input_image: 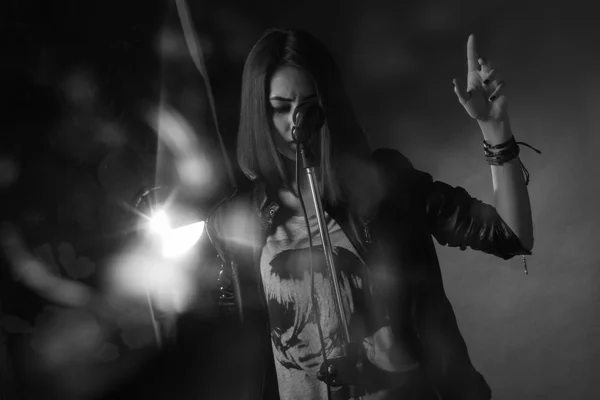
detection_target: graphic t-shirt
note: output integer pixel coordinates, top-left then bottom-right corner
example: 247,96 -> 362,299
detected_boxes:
260,212 -> 418,400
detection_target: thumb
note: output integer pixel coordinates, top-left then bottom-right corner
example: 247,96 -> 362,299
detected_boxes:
453,78 -> 471,106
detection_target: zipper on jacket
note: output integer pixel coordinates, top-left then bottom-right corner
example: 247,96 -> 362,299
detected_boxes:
363,221 -> 372,245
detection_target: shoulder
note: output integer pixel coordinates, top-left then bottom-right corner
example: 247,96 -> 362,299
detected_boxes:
367,148 -> 437,216
371,148 -> 432,187
204,186 -> 260,256
371,148 -> 414,170
205,187 -> 255,233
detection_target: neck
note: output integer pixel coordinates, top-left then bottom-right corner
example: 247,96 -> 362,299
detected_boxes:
281,156 -> 319,195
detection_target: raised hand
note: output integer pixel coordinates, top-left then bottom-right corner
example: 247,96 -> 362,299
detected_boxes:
453,34 -> 508,123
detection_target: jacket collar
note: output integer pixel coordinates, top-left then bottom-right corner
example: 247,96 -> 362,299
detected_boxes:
253,181 -> 279,232
252,180 -> 345,226
250,179 -> 371,262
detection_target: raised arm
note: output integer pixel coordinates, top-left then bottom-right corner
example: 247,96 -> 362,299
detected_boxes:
372,148 -> 531,260
453,34 -> 534,252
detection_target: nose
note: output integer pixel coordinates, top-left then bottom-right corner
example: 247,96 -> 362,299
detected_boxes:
287,104 -> 298,138
289,104 -> 298,127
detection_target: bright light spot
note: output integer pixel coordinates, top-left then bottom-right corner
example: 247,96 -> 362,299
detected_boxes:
107,235 -> 201,315
161,221 -> 204,258
178,156 -> 213,191
147,210 -> 204,258
149,210 -> 170,235
147,105 -> 218,197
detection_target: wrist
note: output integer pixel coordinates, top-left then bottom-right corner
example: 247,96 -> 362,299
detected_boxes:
478,118 -> 513,145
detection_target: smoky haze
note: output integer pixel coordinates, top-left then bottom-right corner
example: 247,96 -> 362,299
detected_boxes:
2,0 -> 598,399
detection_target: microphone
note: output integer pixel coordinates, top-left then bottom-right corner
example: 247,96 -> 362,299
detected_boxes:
291,102 -> 325,144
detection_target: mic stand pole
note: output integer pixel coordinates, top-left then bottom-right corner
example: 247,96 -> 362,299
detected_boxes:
134,187 -> 164,350
299,144 -> 364,400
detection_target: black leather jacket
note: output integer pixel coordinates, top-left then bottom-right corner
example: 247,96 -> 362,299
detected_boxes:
202,148 -> 531,400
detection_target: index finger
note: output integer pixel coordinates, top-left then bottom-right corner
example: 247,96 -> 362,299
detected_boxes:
467,34 -> 479,72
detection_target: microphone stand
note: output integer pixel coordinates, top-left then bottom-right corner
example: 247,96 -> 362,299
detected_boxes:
134,186 -> 165,349
297,143 -> 364,400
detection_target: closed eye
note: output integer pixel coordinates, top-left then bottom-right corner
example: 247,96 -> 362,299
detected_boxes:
272,105 -> 291,114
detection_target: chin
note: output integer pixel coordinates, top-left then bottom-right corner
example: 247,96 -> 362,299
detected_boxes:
278,148 -> 297,161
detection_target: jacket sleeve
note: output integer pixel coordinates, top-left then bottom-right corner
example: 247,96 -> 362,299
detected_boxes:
204,193 -> 243,319
150,227 -> 216,345
423,177 -> 531,259
374,148 -> 531,259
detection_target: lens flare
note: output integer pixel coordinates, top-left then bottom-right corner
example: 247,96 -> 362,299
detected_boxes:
147,209 -> 204,258
148,209 -> 170,235
161,221 -> 205,258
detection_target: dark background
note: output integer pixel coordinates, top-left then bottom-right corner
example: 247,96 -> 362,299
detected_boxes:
2,0 -> 599,399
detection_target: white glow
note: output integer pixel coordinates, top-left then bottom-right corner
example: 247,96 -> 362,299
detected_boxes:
161,221 -> 205,258
149,210 -> 170,234
147,209 -> 205,258
107,238 -> 198,315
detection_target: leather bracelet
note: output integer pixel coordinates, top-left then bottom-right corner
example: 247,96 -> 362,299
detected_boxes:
484,141 -> 520,166
483,135 -> 517,151
482,136 -> 542,187
484,145 -> 519,157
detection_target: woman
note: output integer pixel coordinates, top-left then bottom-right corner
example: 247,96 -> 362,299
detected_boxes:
180,28 -> 533,400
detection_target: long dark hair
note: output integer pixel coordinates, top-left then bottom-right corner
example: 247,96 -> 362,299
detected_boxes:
236,28 -> 372,206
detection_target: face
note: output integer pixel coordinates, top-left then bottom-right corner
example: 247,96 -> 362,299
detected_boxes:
268,66 -> 318,160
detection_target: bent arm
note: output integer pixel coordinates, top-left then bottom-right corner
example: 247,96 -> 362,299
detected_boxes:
372,148 -> 532,259
425,180 -> 531,259
482,120 -> 534,251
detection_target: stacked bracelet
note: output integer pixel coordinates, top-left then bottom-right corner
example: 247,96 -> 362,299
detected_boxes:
484,136 -> 521,166
483,136 -> 542,186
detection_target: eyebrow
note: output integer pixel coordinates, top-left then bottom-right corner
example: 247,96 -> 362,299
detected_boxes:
269,94 -> 317,102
